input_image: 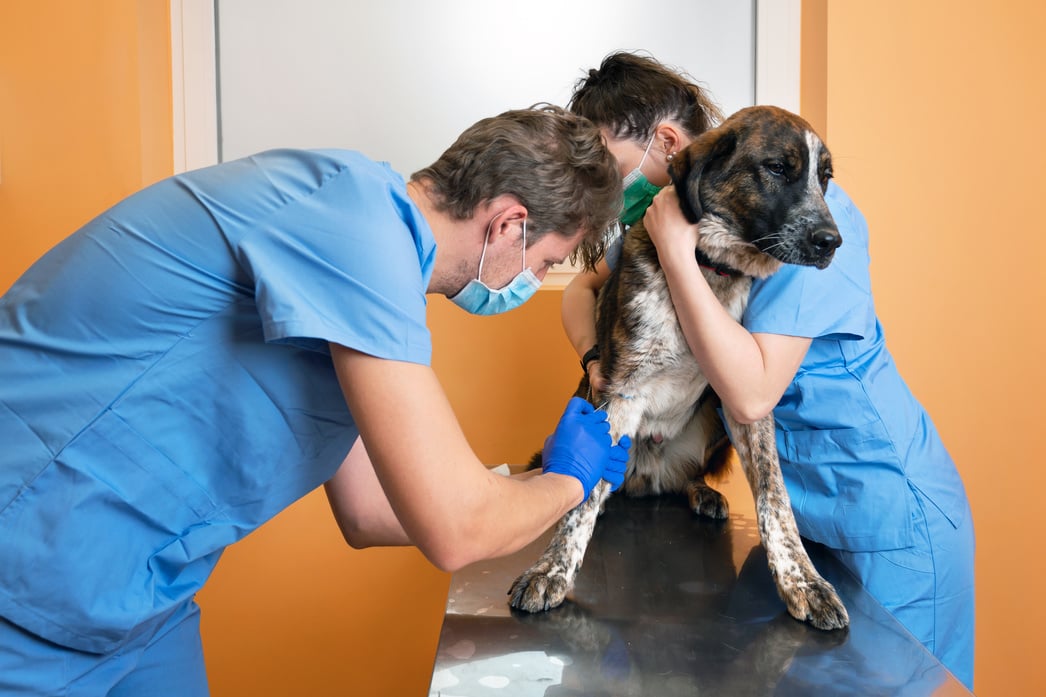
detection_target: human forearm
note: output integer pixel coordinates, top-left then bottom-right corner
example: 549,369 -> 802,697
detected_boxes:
561,271 -> 601,358
562,266 -> 613,392
325,437 -> 412,548
646,191 -> 809,422
330,344 -> 587,571
658,252 -> 779,421
326,438 -> 579,559
448,470 -> 584,566
390,457 -> 583,572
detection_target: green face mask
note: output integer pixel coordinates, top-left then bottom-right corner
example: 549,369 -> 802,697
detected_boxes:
620,173 -> 662,227
619,133 -> 662,227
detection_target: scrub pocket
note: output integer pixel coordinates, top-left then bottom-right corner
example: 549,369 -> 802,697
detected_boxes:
779,419 -> 913,552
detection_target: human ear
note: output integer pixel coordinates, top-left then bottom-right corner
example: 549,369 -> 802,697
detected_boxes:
489,201 -> 529,241
655,123 -> 685,161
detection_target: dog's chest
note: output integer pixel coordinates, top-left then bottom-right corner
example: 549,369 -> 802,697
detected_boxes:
616,261 -> 750,366
609,260 -> 751,433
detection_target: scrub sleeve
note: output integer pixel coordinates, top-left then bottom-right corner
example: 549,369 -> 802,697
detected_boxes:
742,183 -> 975,689
0,149 -> 436,694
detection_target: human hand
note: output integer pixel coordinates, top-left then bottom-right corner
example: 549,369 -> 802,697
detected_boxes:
542,397 -> 631,500
642,188 -> 700,266
586,358 -> 608,396
602,433 -> 631,492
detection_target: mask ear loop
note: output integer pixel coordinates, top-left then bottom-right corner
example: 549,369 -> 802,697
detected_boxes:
478,211 -> 528,283
476,235 -> 489,284
520,218 -> 528,272
623,131 -> 658,189
637,131 -> 657,170
476,212 -> 504,283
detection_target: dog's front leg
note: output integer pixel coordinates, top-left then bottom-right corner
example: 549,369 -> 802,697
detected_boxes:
508,480 -> 612,612
509,397 -> 636,613
727,414 -> 849,630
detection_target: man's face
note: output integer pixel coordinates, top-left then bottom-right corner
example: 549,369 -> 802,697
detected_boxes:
481,223 -> 579,290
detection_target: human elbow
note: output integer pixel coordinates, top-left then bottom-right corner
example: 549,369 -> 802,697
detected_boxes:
725,397 -> 776,425
336,518 -> 381,550
419,539 -> 475,573
414,517 -> 491,573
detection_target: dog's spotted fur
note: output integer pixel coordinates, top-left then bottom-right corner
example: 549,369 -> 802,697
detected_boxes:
509,106 -> 849,630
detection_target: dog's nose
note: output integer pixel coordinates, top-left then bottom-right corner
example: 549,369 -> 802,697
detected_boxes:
810,228 -> 841,253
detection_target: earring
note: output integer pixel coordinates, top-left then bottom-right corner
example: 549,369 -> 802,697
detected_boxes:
666,151 -> 676,162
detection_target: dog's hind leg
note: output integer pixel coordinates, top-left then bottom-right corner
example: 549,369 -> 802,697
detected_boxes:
508,480 -> 611,612
683,394 -> 732,518
686,476 -> 730,519
727,414 -> 849,630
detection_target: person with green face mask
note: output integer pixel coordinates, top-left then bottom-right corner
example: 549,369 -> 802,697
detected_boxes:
561,52 -> 723,392
560,51 -> 975,690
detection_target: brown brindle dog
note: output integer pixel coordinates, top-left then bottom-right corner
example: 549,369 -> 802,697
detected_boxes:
509,105 -> 849,630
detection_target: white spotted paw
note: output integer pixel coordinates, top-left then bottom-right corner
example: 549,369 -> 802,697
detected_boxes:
508,564 -> 571,613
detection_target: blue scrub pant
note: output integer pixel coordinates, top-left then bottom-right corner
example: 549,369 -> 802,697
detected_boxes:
0,600 -> 209,696
832,485 -> 976,691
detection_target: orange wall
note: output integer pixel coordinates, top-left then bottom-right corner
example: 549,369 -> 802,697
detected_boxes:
0,0 -> 172,290
3,2 -> 1044,696
821,2 -> 1046,694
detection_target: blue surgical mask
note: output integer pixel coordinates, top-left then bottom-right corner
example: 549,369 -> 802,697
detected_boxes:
450,218 -> 541,315
620,133 -> 662,227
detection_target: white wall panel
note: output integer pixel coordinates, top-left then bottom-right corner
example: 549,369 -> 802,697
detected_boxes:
215,0 -> 757,175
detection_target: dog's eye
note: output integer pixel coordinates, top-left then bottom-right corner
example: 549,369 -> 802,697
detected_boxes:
819,167 -> 834,191
765,161 -> 786,176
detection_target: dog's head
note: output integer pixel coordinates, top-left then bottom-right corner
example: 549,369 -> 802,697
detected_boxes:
668,105 -> 841,272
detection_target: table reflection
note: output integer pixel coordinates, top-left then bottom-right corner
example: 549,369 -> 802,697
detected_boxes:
430,494 -> 970,696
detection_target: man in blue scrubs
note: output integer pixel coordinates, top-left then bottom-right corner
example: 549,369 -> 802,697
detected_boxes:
0,106 -> 631,695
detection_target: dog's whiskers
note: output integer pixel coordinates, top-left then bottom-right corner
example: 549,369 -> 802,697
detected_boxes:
757,237 -> 792,254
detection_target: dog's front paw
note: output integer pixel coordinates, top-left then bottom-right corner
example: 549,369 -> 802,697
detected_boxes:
508,563 -> 571,613
782,575 -> 849,630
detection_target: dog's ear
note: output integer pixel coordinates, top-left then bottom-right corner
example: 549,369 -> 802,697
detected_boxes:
668,126 -> 738,224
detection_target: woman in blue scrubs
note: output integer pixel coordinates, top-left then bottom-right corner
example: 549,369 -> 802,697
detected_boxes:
0,106 -> 631,695
562,52 -> 975,689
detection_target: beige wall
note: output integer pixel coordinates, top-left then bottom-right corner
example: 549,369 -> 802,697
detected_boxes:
2,1 -> 1044,695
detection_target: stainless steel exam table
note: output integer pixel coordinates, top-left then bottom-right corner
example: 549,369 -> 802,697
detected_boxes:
428,493 -> 972,696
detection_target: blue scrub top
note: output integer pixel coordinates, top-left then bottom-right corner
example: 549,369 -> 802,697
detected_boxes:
744,182 -> 968,552
0,149 -> 436,653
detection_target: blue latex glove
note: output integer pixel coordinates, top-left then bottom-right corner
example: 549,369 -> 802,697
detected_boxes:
603,433 -> 631,492
542,397 -> 633,499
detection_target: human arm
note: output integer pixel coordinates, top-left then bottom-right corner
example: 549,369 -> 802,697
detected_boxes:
643,189 -> 811,423
325,436 -> 411,548
561,261 -> 612,393
325,437 -> 547,549
326,343 -> 625,571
